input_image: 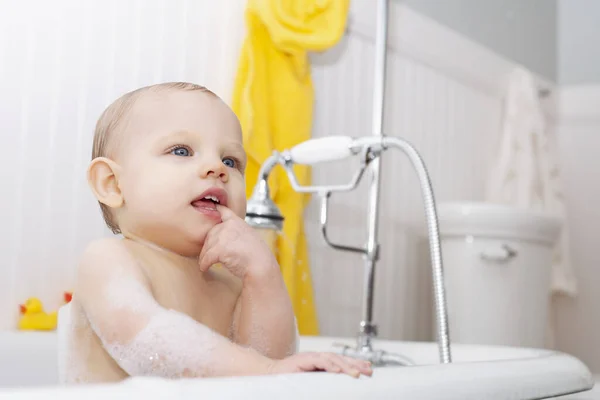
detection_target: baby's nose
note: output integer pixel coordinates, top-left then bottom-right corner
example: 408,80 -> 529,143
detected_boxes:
202,160 -> 228,180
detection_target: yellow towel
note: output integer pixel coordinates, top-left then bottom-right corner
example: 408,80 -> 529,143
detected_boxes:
232,0 -> 350,335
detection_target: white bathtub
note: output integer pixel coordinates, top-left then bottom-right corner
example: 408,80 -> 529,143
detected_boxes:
0,331 -> 595,399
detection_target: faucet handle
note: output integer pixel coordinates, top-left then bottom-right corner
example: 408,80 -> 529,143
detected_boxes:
288,136 -> 355,165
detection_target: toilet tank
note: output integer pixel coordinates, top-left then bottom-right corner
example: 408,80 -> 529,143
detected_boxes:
437,202 -> 562,348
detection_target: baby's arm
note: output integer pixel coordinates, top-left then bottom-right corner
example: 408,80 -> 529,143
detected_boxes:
232,272 -> 299,359
75,239 -> 273,379
198,205 -> 299,359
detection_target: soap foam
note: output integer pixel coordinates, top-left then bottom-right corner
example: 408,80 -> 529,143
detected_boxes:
103,308 -> 218,378
65,252 -> 297,381
89,275 -> 225,378
103,274 -> 155,314
60,300 -> 94,384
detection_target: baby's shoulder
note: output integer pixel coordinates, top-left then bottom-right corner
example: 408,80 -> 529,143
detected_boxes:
78,237 -> 132,266
76,237 -> 145,281
81,236 -> 125,255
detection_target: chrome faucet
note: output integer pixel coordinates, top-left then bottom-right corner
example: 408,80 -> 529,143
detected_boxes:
246,0 -> 451,367
245,135 -> 452,366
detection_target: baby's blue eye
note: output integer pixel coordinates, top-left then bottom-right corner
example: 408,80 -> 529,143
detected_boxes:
223,157 -> 236,168
171,147 -> 190,157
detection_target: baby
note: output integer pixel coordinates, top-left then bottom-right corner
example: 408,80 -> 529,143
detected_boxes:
61,82 -> 372,383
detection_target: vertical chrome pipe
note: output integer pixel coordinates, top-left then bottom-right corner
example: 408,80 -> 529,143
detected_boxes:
359,0 -> 389,349
371,0 -> 389,137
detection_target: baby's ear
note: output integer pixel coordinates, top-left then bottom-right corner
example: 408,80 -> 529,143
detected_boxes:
87,157 -> 124,208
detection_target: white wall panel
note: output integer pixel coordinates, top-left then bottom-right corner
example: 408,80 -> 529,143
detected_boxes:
554,84 -> 600,372
0,0 -> 245,329
306,1 -> 555,341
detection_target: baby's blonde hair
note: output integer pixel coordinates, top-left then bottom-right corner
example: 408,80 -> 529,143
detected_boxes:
91,82 -> 214,234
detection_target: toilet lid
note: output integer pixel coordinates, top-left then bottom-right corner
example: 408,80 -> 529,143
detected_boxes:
437,202 -> 562,245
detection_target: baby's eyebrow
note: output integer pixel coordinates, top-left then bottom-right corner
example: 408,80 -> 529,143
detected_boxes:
226,143 -> 247,163
167,130 -> 195,140
228,143 -> 246,154
152,129 -> 193,145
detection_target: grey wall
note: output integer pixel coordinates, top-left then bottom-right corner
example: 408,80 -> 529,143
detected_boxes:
399,0 -> 558,82
558,0 -> 600,85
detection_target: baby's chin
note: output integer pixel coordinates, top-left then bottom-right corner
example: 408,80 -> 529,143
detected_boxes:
183,226 -> 214,249
157,235 -> 205,259
137,224 -> 212,258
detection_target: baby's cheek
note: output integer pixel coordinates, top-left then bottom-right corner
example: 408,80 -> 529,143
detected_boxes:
232,193 -> 247,219
127,181 -> 177,218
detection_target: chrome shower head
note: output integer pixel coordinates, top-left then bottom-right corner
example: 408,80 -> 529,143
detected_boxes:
245,189 -> 284,231
244,154 -> 284,231
244,136 -> 375,231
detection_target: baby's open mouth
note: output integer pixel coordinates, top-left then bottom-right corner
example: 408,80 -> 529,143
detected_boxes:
192,196 -> 219,210
191,188 -> 227,213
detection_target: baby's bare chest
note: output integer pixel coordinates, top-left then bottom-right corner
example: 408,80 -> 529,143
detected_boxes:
144,265 -> 240,337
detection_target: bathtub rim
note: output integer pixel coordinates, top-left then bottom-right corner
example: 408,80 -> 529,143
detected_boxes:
0,331 -> 595,399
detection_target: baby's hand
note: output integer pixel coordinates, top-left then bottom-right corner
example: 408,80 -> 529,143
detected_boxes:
268,352 -> 373,379
198,204 -> 278,280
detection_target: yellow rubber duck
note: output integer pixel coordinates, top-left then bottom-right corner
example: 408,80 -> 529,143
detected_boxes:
18,297 -> 58,331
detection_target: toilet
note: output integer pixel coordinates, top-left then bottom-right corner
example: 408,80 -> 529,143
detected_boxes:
437,202 -> 562,348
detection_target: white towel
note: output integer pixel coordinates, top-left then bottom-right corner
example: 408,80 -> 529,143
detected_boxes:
485,67 -> 577,298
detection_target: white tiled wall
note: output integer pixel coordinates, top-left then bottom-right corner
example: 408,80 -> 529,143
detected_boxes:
0,0 -> 246,329
307,15 -> 504,340
554,85 -> 600,372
